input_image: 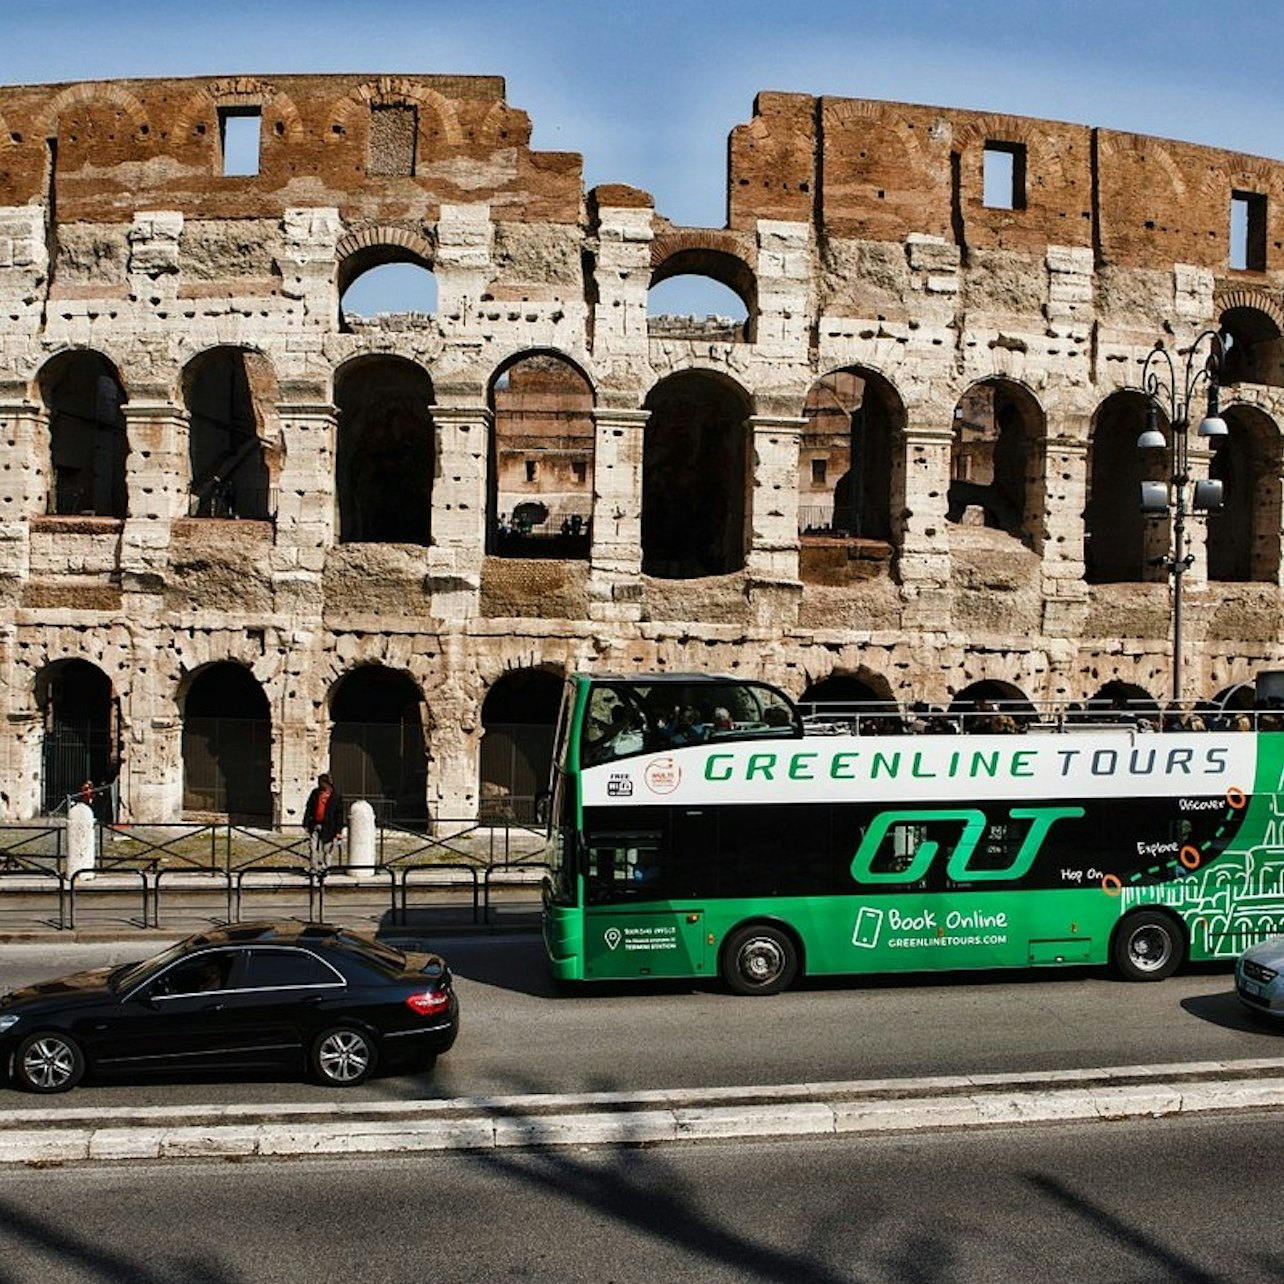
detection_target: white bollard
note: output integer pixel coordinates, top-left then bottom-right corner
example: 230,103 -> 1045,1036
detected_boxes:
348,799 -> 376,880
67,801 -> 97,880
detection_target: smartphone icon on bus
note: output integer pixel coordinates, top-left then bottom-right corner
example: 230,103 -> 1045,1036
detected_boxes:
852,906 -> 883,949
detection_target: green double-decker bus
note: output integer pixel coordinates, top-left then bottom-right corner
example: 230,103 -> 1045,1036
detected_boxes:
540,673 -> 1284,994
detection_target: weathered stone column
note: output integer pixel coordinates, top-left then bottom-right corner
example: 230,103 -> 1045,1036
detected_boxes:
272,401 -> 337,613
747,414 -> 804,628
896,419 -> 953,627
0,398 -> 41,589
119,402 -> 188,592
1040,433 -> 1090,636
588,407 -> 648,622
428,402 -> 489,622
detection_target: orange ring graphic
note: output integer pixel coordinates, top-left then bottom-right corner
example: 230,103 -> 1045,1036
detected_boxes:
1179,845 -> 1201,870
1227,786 -> 1247,809
1101,873 -> 1122,896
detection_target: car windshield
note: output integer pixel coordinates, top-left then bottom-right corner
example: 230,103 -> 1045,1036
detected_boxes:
111,941 -> 193,993
335,930 -> 407,976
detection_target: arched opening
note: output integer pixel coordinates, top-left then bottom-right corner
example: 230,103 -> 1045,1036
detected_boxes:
182,663 -> 272,823
1085,680 -> 1161,724
40,351 -> 128,517
479,669 -> 563,822
648,247 -> 755,342
338,241 -> 438,332
182,347 -> 274,520
1085,391 -> 1160,583
1207,403 -> 1281,583
800,369 -> 898,541
488,353 -> 593,558
1219,306 -> 1284,388
329,667 -> 428,826
334,356 -> 434,545
949,680 -> 1035,732
797,673 -> 900,732
340,262 -> 438,325
38,659 -> 119,816
948,379 -> 1044,546
642,371 -> 749,579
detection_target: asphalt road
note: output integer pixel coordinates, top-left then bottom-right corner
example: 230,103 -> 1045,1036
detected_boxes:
1,933 -> 1279,1110
1,1112 -> 1281,1283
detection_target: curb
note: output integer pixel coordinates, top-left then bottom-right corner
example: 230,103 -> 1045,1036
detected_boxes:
4,1058 -> 1284,1165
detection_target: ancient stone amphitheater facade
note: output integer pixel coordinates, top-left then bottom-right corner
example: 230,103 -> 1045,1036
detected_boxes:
0,73 -> 1282,825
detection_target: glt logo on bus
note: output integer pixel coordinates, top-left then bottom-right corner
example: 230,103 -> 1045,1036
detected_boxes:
850,805 -> 1085,884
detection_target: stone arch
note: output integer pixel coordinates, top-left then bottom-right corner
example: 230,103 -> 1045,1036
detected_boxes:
181,346 -> 279,520
649,235 -> 757,337
328,664 -> 429,825
331,80 -> 466,157
1086,680 -> 1161,720
179,660 -> 272,822
1217,293 -> 1284,387
35,658 -> 121,816
800,366 -> 902,542
33,81 -> 150,140
172,78 -> 304,147
37,349 -> 129,518
948,377 -> 1046,548
479,666 -> 564,821
336,225 -> 437,328
949,679 -> 1035,731
1084,389 -> 1158,584
642,369 -> 752,579
487,349 -> 595,557
1208,400 -> 1282,583
333,353 -> 435,545
476,100 -> 533,148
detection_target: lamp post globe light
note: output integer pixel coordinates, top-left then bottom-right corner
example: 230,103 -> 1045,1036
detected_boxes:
1136,328 -> 1232,708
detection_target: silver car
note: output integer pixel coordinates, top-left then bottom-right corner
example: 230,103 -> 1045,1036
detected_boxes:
1235,936 -> 1284,1019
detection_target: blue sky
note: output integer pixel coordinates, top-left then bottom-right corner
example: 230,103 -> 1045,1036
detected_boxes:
4,0 -> 1282,312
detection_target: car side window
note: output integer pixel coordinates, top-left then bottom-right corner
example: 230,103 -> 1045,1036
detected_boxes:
244,948 -> 343,989
151,951 -> 237,997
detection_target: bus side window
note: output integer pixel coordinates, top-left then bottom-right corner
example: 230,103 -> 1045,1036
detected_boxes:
586,835 -> 664,902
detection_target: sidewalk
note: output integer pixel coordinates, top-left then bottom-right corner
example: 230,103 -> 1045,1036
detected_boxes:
5,1058 -> 1284,1165
0,869 -> 543,943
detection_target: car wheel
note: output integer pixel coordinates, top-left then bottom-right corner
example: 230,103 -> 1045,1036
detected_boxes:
1112,910 -> 1183,981
311,1024 -> 377,1086
721,924 -> 798,995
14,1030 -> 85,1093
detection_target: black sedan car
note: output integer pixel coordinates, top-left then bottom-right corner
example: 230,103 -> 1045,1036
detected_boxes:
0,921 -> 459,1094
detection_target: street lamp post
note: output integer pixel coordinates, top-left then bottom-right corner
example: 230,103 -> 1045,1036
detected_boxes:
1136,329 -> 1232,707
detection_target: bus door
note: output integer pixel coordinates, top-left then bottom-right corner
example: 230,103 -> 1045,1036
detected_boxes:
582,827 -> 709,980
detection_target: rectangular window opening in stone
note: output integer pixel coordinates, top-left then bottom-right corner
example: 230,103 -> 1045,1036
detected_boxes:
1230,190 -> 1267,270
525,459 -> 538,483
811,458 -> 827,486
219,107 -> 261,177
368,104 -> 418,177
572,460 -> 588,484
983,141 -> 1026,211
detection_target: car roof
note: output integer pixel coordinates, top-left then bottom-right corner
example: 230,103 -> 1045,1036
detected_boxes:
181,921 -> 344,950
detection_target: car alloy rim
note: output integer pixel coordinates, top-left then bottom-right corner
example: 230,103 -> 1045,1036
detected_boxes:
319,1030 -> 370,1081
1129,926 -> 1171,973
23,1037 -> 76,1089
740,936 -> 785,985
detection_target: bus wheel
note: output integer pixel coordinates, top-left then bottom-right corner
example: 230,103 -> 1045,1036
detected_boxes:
1112,910 -> 1183,981
721,925 -> 798,996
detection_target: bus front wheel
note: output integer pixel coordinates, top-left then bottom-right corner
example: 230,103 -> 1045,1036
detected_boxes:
721,925 -> 798,996
1112,910 -> 1183,981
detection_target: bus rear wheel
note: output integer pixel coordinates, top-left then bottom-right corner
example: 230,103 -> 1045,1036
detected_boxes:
721,925 -> 798,996
1112,910 -> 1183,981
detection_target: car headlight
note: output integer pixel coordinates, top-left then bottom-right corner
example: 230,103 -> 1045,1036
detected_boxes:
0,1013 -> 19,1035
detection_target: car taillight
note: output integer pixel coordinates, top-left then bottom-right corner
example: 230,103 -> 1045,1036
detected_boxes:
405,989 -> 450,1017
